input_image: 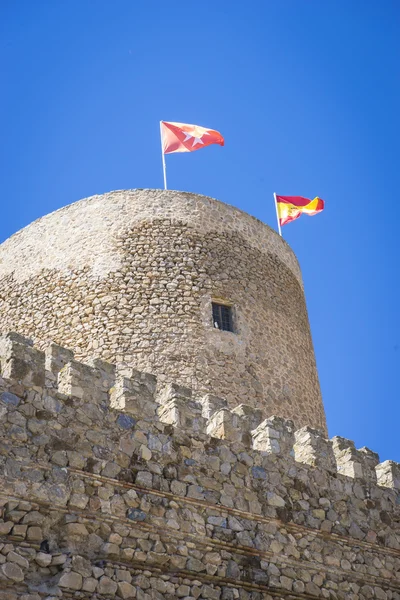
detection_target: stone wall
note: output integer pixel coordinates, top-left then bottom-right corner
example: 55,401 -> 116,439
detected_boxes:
0,190 -> 325,431
0,332 -> 398,599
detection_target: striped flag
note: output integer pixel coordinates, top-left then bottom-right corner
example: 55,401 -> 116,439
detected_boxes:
276,195 -> 325,227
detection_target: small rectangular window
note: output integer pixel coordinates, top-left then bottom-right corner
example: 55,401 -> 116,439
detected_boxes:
212,302 -> 234,332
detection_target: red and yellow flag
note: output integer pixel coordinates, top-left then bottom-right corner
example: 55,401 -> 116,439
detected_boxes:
161,121 -> 224,154
276,195 -> 325,227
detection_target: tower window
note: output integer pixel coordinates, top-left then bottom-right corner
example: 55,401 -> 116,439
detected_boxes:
212,302 -> 234,332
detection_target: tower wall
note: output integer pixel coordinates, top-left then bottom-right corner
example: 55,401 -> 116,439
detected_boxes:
0,189 -> 325,431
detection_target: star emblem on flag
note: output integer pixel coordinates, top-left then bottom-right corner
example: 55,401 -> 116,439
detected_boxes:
161,121 -> 224,154
182,126 -> 210,148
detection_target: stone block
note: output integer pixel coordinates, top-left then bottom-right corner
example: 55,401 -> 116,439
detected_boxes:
110,370 -> 157,419
26,526 -> 43,541
58,360 -> 107,404
59,571 -> 83,590
12,524 -> 27,538
0,522 -> 13,536
332,437 -> 379,483
158,398 -> 205,432
71,555 -> 92,577
45,343 -> 74,386
293,426 -> 336,472
331,436 -> 362,478
252,415 -> 295,454
358,446 -> 380,484
1,561 -> 24,582
206,408 -> 242,442
86,356 -> 116,380
157,382 -> 192,404
63,523 -> 89,539
82,577 -> 98,592
201,394 -> 228,419
158,384 -> 205,432
376,460 -> 400,490
7,551 -> 29,569
118,581 -> 137,598
0,332 -> 45,388
232,403 -> 263,431
98,575 -> 118,595
35,553 -> 52,567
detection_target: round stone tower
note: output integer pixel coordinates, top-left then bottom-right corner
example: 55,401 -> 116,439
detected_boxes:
0,189 -> 326,431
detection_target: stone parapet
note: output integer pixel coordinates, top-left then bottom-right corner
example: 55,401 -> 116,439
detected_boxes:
0,332 -> 398,599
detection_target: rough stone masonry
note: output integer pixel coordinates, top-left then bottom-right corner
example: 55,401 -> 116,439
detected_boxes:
0,332 -> 398,599
0,189 -> 325,432
0,191 -> 398,599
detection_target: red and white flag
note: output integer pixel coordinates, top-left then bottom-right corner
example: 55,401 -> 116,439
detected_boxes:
161,121 -> 224,154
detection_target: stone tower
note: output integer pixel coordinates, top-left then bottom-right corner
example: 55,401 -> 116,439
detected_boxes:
0,189 -> 325,431
0,190 -> 398,600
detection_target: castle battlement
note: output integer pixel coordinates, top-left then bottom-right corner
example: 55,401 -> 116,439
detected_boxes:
1,332 -> 398,491
0,332 -> 399,599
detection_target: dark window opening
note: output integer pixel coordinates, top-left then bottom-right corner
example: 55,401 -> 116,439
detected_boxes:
212,302 -> 234,332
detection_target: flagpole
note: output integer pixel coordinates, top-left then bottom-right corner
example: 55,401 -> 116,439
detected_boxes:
160,121 -> 167,190
273,193 -> 282,237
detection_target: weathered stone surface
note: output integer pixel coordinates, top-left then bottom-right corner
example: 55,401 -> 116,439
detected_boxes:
118,581 -> 137,598
35,552 -> 52,567
0,191 -> 397,600
0,522 -> 13,535
98,575 -> 118,595
71,555 -> 92,577
1,561 -> 24,582
64,523 -> 89,538
82,577 -> 98,592
7,551 -> 29,570
59,571 -> 83,590
127,508 -> 147,522
0,189 -> 326,431
26,526 -> 42,541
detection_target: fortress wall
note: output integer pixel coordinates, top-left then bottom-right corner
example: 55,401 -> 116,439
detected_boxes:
0,190 -> 325,431
0,333 -> 398,599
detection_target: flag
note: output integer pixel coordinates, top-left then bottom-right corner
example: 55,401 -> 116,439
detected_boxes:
161,121 -> 224,154
276,195 -> 325,227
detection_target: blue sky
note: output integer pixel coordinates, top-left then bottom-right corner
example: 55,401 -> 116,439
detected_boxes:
1,1 -> 399,461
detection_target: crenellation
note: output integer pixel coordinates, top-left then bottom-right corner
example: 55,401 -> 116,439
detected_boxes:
85,356 -> 116,391
331,436 -> 380,484
332,435 -> 364,479
376,460 -> 400,490
157,385 -> 206,432
110,370 -> 158,419
45,342 -> 74,387
0,334 -> 399,597
200,393 -> 228,419
57,360 -> 106,404
157,381 -> 192,405
251,416 -> 295,455
358,446 -> 380,484
0,332 -> 45,388
231,403 -> 263,432
0,332 -> 397,493
206,407 -> 243,442
293,426 -> 336,472
118,365 -> 158,397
